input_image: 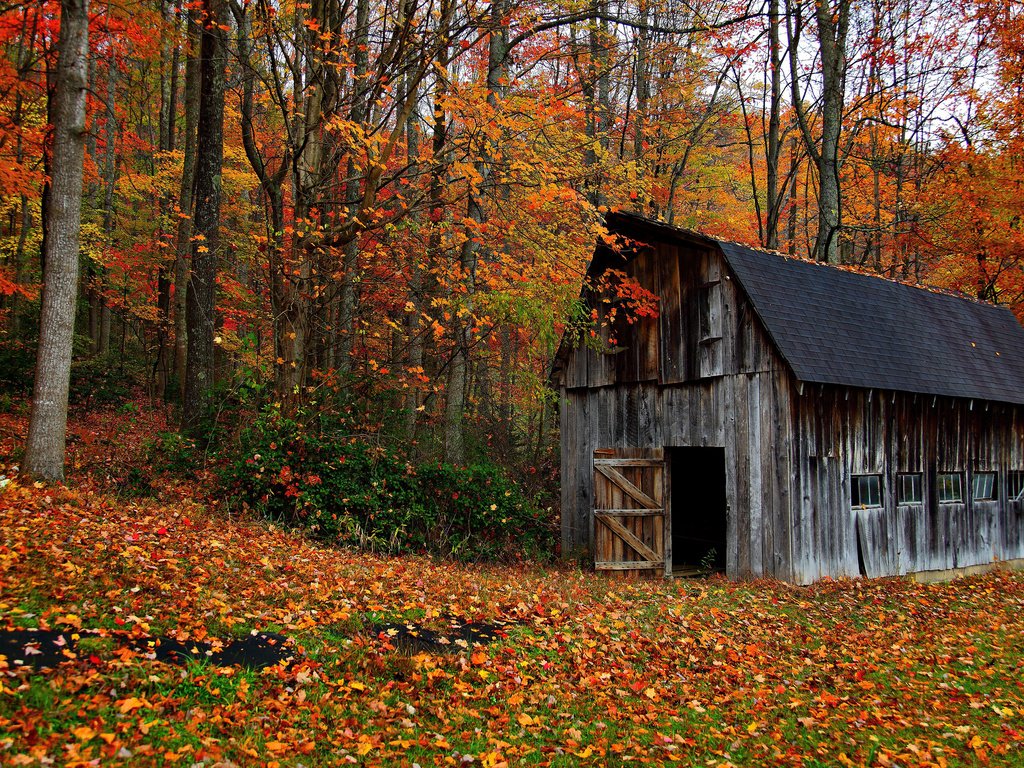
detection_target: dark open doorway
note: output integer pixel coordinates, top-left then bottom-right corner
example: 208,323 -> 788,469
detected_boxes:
669,447 -> 727,573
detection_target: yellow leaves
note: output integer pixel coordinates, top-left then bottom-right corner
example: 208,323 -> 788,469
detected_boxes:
348,680 -> 366,692
481,751 -> 509,768
129,304 -> 162,322
72,726 -> 97,741
57,612 -> 82,629
117,696 -> 148,714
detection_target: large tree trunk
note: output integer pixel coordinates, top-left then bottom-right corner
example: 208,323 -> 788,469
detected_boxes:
812,0 -> 849,264
182,0 -> 227,431
787,0 -> 850,263
24,0 -> 89,482
173,8 -> 201,400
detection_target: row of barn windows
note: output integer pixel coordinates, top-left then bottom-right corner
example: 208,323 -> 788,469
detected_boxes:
852,472 -> 1024,509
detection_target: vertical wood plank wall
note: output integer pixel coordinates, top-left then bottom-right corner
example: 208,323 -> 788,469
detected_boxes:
560,242 -> 796,580
559,236 -> 1024,583
793,387 -> 1024,582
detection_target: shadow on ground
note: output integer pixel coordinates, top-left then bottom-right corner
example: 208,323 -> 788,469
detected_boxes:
0,615 -> 514,672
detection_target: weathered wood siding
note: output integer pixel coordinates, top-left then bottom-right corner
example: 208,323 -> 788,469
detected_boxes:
560,242 -> 796,579
792,387 -> 1024,583
559,235 -> 1024,583
560,375 -> 796,579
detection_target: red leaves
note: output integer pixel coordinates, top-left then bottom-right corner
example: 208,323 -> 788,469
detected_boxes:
2,406 -> 1024,766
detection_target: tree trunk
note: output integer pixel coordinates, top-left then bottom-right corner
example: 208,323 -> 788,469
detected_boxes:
8,196 -> 31,336
154,0 -> 181,399
24,0 -> 89,482
182,0 -> 227,431
336,0 -> 370,376
632,0 -> 650,211
402,69 -> 424,441
787,0 -> 849,263
173,7 -> 201,401
786,135 -> 800,254
764,0 -> 783,249
96,54 -> 117,357
443,0 -> 507,464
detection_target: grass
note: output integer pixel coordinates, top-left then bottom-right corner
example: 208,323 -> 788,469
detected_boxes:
1,445 -> 1023,764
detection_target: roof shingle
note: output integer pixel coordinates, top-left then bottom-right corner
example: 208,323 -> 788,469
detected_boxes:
717,240 -> 1024,405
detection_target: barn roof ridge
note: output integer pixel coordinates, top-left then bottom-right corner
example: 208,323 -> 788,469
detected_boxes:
606,209 -> 986,305
603,210 -> 1024,406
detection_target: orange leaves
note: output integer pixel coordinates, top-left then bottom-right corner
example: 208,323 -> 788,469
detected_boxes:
3,403 -> 1024,766
116,696 -> 148,714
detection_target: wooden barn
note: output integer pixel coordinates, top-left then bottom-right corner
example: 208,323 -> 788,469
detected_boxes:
553,212 -> 1024,583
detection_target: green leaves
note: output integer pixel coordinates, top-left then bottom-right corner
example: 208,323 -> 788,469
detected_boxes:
222,407 -> 554,561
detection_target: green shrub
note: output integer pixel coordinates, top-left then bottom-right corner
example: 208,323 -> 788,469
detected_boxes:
69,354 -> 141,406
414,463 -> 553,561
0,339 -> 35,396
223,408 -> 554,562
146,431 -> 201,474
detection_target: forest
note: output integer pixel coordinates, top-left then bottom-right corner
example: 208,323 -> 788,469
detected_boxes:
1,0 -> 1022,491
2,2 -> 1024,764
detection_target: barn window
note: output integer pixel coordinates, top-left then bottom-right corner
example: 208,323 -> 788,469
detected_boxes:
1010,472 -> 1024,502
698,283 -> 723,342
937,473 -> 963,503
697,281 -> 724,378
851,475 -> 882,508
972,472 -> 997,501
897,473 -> 922,504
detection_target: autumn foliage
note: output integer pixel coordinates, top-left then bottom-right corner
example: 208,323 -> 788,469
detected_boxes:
2,407 -> 1024,766
1,0 -> 1022,470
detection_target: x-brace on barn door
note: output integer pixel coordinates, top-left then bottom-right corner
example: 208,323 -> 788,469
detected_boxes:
593,448 -> 670,577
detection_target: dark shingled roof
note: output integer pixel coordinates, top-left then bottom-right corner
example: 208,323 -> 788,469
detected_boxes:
717,241 -> 1024,405
603,211 -> 1024,405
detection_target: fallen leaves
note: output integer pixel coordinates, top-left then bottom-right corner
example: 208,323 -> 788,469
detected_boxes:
116,697 -> 147,714
1,406 -> 1024,765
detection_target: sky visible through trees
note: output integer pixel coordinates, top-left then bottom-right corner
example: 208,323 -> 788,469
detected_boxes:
1,0 -> 1022,475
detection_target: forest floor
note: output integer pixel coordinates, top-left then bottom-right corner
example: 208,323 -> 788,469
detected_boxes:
1,405 -> 1023,767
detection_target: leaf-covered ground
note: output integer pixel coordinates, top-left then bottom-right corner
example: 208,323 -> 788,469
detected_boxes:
1,409 -> 1023,767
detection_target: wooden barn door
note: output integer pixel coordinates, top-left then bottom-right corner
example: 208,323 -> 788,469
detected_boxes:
593,448 -> 670,577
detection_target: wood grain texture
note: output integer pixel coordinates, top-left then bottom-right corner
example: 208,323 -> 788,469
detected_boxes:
560,236 -> 1024,584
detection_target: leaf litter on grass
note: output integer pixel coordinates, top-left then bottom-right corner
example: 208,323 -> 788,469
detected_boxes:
1,406 -> 1024,766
